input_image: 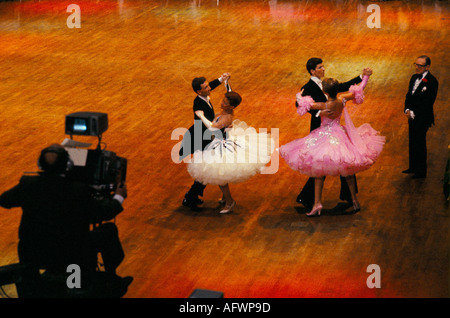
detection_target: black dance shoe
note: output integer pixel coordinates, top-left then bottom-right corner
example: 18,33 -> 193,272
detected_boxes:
402,169 -> 415,174
352,200 -> 361,213
339,200 -> 353,209
182,196 -> 202,211
106,275 -> 134,298
296,196 -> 313,210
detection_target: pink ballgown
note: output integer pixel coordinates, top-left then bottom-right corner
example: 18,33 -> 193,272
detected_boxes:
280,89 -> 385,178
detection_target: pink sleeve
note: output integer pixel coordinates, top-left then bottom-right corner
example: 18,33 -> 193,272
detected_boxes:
296,93 -> 315,116
349,75 -> 369,104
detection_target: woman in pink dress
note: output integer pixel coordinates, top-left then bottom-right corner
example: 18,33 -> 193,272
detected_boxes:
280,74 -> 385,216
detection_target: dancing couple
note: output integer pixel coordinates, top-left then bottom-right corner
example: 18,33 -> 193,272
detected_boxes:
280,64 -> 385,216
180,73 -> 274,213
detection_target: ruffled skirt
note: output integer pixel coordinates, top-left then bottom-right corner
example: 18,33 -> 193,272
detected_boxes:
187,120 -> 274,186
280,121 -> 385,177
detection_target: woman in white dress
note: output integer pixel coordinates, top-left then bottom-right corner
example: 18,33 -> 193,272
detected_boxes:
188,91 -> 273,213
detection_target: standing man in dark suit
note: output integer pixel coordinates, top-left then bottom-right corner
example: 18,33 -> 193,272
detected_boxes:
403,55 -> 439,178
295,58 -> 372,209
180,73 -> 230,211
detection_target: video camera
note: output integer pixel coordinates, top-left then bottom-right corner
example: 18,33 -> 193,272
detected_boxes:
64,112 -> 127,195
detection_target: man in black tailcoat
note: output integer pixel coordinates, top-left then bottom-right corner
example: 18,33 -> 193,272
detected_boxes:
180,73 -> 230,211
402,55 -> 438,179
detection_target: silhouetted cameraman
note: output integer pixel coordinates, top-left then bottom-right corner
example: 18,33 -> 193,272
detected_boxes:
0,144 -> 131,297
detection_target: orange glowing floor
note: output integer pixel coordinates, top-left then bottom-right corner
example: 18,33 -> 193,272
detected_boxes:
0,0 -> 448,298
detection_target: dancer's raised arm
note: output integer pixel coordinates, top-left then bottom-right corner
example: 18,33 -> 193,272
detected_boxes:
342,74 -> 370,104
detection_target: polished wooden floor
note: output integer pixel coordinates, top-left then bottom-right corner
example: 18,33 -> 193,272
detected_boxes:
0,0 -> 448,298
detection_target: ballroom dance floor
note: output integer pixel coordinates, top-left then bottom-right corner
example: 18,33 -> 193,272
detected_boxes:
0,0 -> 448,298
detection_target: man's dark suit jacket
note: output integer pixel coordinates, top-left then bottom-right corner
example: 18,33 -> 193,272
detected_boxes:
179,78 -> 222,159
0,173 -> 123,272
404,72 -> 438,128
299,76 -> 363,131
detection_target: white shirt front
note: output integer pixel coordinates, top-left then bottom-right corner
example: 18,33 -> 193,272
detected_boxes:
198,95 -> 213,109
412,71 -> 428,94
311,76 -> 322,90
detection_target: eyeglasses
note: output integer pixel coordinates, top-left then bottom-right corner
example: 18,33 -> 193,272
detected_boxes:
413,63 -> 427,68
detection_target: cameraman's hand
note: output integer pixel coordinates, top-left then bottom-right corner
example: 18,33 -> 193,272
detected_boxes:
115,183 -> 127,199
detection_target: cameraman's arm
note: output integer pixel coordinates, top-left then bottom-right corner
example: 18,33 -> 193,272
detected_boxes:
0,185 -> 21,209
90,184 -> 127,222
0,176 -> 30,209
113,183 -> 127,206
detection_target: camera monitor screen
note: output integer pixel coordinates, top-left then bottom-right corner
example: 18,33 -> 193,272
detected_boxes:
65,112 -> 108,136
73,119 -> 88,133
